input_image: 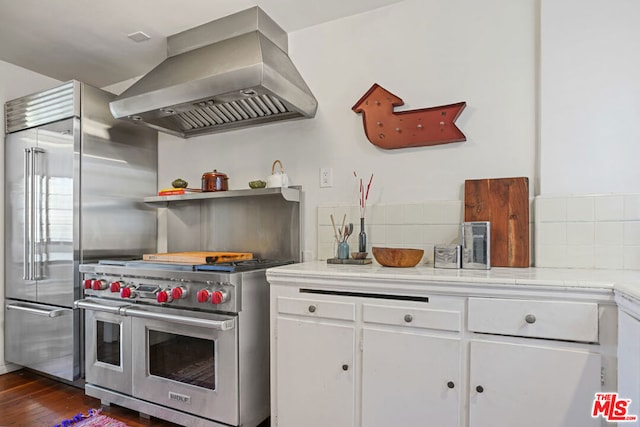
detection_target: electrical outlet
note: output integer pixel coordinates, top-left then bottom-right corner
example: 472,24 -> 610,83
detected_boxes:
320,167 -> 333,188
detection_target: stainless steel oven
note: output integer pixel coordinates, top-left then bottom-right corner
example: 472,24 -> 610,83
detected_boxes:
76,259 -> 287,427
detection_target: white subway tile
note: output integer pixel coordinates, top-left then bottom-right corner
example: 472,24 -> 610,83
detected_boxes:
318,225 -> 337,244
566,222 -> 594,246
535,244 -> 567,268
401,225 -> 426,245
595,195 -> 625,221
439,201 -> 463,224
369,224 -> 385,245
624,222 -> 640,246
317,243 -> 335,261
537,197 -> 567,222
385,205 -> 404,225
536,222 -> 566,246
422,202 -> 441,224
595,222 -> 624,245
402,204 -> 424,224
595,245 -> 624,270
624,195 -> 640,220
567,196 -> 595,221
317,206 -> 335,226
368,204 -> 385,225
623,246 -> 640,270
566,245 -> 595,269
424,225 -> 460,245
384,225 -> 404,245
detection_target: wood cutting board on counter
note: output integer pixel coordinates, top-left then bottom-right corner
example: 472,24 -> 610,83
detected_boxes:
142,251 -> 253,264
464,177 -> 530,267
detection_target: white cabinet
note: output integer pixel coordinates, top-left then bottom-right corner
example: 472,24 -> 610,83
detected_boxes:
617,300 -> 640,425
468,297 -> 603,427
269,273 -> 614,427
274,297 -> 356,427
469,340 -> 601,427
361,303 -> 462,427
271,289 -> 463,427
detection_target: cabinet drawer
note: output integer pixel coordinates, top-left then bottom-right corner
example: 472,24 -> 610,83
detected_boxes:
468,298 -> 598,343
277,297 -> 355,321
363,303 -> 461,332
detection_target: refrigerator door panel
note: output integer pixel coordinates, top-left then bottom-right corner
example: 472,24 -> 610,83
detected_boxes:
4,299 -> 80,381
5,128 -> 38,301
34,119 -> 77,307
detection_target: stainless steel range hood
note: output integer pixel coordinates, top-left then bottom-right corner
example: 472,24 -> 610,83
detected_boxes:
109,7 -> 318,138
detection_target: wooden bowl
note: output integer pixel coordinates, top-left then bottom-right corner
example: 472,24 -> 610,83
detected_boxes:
351,252 -> 368,259
372,247 -> 424,267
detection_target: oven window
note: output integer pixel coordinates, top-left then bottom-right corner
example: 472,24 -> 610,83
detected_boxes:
96,320 -> 121,366
148,330 -> 215,390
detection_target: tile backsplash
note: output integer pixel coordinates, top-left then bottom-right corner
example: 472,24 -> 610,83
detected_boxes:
317,201 -> 464,264
317,193 -> 640,270
535,194 -> 640,270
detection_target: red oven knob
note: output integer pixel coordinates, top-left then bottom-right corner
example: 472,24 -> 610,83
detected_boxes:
157,290 -> 172,303
110,281 -> 122,293
83,279 -> 93,289
171,287 -> 186,300
121,287 -> 133,299
197,289 -> 210,303
211,290 -> 228,305
92,279 -> 107,290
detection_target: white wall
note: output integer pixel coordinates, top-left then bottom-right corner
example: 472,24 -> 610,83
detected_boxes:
0,60 -> 60,373
540,0 -> 640,195
157,0 -> 538,259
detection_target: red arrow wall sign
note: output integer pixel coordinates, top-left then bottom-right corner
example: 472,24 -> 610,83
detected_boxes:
352,83 -> 467,150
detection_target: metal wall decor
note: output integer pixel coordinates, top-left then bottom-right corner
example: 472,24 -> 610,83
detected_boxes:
352,83 -> 467,149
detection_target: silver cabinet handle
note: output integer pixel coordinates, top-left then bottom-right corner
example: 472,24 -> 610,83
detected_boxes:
308,305 -> 317,313
6,302 -> 69,318
404,314 -> 413,323
123,307 -> 235,331
447,381 -> 455,389
525,314 -> 536,324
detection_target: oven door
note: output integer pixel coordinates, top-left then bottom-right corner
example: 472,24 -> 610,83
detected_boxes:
128,305 -> 239,425
75,298 -> 132,395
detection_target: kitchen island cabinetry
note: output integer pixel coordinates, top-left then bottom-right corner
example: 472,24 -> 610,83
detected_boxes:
268,262 -> 618,427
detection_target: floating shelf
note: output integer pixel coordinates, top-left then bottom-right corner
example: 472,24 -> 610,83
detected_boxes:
144,186 -> 301,206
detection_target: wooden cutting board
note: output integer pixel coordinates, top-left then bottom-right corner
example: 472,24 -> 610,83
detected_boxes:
464,177 -> 530,267
143,251 -> 253,264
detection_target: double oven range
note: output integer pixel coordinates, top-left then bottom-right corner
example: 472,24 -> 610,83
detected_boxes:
76,259 -> 289,427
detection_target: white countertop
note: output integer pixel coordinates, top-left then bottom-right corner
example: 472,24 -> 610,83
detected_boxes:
267,261 -> 640,302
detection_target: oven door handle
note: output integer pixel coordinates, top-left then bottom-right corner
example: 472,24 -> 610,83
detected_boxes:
122,307 -> 236,331
74,299 -> 130,315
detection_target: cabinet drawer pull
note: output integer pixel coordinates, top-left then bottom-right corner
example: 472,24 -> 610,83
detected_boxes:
476,385 -> 484,393
447,381 -> 455,389
525,314 -> 536,324
342,364 -> 349,371
404,314 -> 413,323
308,305 -> 317,313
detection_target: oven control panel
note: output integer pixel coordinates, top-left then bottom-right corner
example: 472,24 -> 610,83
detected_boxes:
82,274 -> 238,312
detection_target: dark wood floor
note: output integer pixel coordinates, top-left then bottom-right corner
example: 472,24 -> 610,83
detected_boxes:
0,369 -> 178,427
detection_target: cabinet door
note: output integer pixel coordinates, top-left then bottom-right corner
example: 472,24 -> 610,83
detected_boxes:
618,310 -> 640,421
469,340 -> 601,427
275,316 -> 355,427
362,327 -> 461,427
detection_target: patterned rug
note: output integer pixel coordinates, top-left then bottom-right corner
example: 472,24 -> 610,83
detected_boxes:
53,409 -> 129,427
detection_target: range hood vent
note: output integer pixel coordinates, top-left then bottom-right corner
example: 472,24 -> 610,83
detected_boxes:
110,7 -> 317,138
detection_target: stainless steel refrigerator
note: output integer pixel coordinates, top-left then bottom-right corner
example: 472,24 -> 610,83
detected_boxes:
4,80 -> 157,382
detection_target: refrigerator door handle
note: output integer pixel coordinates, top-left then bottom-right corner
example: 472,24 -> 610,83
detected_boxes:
23,148 -> 32,280
6,302 -> 70,318
31,147 -> 44,280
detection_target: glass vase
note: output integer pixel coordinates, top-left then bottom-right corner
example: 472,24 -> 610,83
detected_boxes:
358,217 -> 367,253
